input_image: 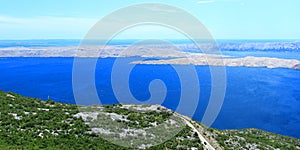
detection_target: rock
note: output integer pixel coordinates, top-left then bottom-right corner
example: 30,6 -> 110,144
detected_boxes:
293,64 -> 300,70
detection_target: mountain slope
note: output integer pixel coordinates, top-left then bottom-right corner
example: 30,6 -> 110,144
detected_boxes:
0,90 -> 299,149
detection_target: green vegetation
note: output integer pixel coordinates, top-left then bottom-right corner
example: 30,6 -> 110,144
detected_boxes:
0,91 -> 201,149
1,90 -> 299,149
147,126 -> 203,150
209,127 -> 300,149
103,105 -> 172,128
0,91 -> 127,149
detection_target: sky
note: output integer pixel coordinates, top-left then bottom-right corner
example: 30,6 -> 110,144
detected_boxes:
0,0 -> 299,40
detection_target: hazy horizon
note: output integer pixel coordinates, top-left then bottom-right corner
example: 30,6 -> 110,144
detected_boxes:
1,0 -> 299,40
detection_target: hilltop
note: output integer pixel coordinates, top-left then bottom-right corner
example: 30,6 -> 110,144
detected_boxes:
0,90 -> 299,149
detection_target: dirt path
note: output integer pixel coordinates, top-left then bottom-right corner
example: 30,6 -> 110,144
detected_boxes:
180,115 -> 215,150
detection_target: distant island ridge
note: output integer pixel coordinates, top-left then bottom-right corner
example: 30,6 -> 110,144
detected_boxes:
0,40 -> 300,70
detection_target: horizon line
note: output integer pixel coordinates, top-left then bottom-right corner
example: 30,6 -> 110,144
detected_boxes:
0,39 -> 299,41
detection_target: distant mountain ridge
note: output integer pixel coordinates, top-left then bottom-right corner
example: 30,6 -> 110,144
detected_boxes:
220,41 -> 300,51
0,40 -> 300,51
176,41 -> 300,51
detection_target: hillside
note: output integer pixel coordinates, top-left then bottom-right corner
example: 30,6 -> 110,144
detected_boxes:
0,90 -> 299,149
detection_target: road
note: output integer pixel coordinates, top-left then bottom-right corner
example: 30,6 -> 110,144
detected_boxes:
180,115 -> 215,150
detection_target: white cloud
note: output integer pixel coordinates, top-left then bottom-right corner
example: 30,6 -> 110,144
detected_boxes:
0,15 -> 97,28
197,0 -> 246,4
197,0 -> 215,4
141,5 -> 181,13
0,15 -> 98,39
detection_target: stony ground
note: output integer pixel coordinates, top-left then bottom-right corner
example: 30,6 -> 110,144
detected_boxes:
1,90 -> 300,149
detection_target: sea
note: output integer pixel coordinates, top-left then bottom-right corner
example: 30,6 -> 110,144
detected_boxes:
0,40 -> 299,138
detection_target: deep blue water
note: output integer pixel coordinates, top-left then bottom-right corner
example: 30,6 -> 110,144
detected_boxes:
0,57 -> 300,138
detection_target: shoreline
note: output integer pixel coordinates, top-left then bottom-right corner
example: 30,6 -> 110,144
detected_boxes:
1,55 -> 299,70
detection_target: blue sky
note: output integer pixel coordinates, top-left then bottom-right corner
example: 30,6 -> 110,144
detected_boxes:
0,0 -> 299,39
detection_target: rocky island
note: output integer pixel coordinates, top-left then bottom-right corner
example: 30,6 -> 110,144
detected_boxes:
1,42 -> 300,70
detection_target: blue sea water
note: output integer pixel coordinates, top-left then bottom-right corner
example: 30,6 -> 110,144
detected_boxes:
0,56 -> 300,138
0,39 -> 300,138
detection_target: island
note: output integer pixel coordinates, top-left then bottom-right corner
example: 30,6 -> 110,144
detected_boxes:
1,43 -> 300,70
